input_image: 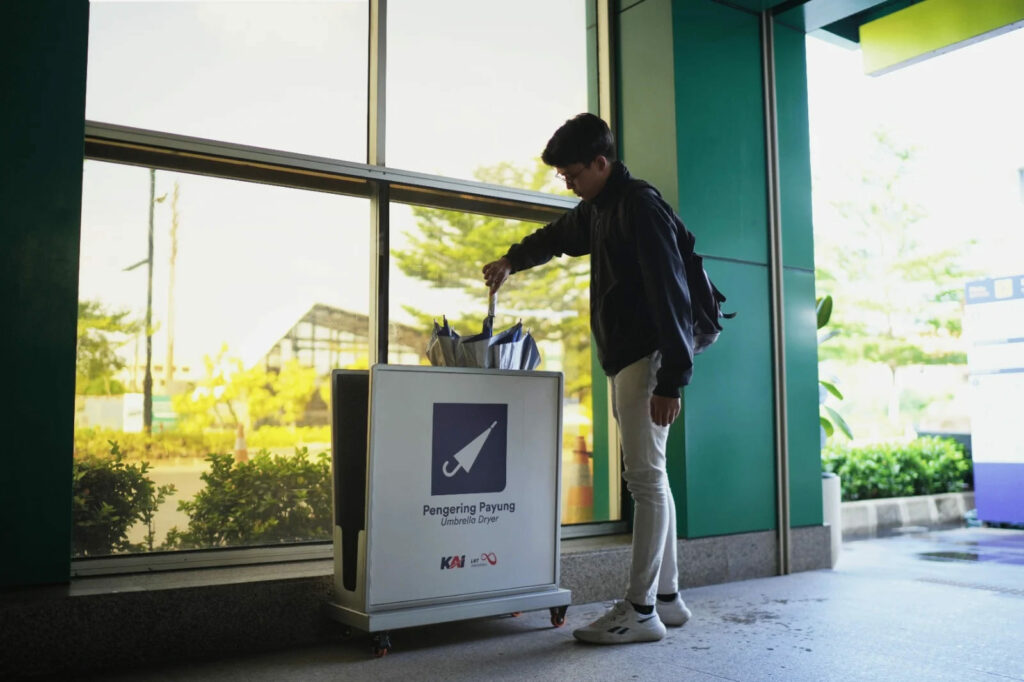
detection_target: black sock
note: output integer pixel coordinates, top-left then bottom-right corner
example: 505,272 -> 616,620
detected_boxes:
656,593 -> 677,602
630,601 -> 654,615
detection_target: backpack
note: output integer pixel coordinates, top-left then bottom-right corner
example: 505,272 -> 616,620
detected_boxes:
625,179 -> 735,355
686,250 -> 735,354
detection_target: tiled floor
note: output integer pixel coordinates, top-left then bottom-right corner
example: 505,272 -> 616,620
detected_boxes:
83,528 -> 1024,682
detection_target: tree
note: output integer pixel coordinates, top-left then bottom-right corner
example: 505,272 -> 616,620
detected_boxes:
171,345 -> 317,431
815,131 -> 975,425
392,160 -> 593,402
76,300 -> 142,395
246,359 -> 318,427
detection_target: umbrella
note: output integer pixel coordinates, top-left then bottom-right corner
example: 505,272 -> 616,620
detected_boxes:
425,316 -> 460,367
426,293 -> 541,370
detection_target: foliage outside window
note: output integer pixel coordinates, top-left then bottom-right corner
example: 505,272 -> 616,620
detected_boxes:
389,161 -> 601,524
814,131 -> 977,440
75,163 -> 369,556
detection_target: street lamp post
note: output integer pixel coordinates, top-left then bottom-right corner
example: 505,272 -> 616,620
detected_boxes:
144,168 -> 156,434
125,169 -> 162,434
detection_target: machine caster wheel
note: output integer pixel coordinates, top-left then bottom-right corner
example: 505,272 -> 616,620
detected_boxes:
372,632 -> 392,657
550,605 -> 568,627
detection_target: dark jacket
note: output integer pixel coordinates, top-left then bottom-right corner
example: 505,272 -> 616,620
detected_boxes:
503,162 -> 695,397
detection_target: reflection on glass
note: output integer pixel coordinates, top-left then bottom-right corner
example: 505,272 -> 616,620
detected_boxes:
74,161 -> 369,556
386,0 -> 589,186
86,1 -> 369,161
387,200 -> 603,523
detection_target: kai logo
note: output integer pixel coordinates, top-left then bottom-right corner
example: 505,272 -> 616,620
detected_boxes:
440,555 -> 466,570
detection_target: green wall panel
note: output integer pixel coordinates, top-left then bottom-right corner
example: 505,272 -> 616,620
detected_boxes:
1,1 -> 89,587
615,0 -> 822,542
618,0 -> 679,209
682,260 -> 775,537
673,0 -> 767,264
773,22 -> 815,271
784,268 -> 823,527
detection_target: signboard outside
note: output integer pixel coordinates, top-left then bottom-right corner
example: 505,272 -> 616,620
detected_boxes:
965,275 -> 1024,524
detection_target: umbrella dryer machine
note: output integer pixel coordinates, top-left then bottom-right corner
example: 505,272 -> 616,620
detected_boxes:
326,364 -> 571,655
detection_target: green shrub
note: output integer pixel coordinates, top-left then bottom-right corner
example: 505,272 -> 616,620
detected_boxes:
822,436 -> 971,501
74,427 -> 232,461
73,426 -> 331,460
72,442 -> 176,556
247,425 -> 330,449
165,448 -> 332,549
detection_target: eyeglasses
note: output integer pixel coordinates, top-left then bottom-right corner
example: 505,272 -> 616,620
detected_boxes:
555,166 -> 586,185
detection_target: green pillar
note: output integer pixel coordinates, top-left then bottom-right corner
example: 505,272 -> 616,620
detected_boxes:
616,0 -> 822,538
0,1 -> 89,587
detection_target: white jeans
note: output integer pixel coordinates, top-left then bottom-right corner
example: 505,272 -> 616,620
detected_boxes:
611,352 -> 679,606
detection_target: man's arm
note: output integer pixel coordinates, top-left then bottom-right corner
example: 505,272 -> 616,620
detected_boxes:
482,203 -> 591,293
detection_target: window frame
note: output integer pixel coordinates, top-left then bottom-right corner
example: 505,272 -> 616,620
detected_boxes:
74,0 -> 625,577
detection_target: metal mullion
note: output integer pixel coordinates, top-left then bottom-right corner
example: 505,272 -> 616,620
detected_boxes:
369,184 -> 390,365
368,0 -> 388,365
84,122 -> 576,223
560,521 -> 628,540
70,543 -> 332,578
368,0 -> 386,168
379,166 -> 578,207
595,0 -> 623,525
388,186 -> 573,224
85,124 -> 376,198
85,121 -> 379,181
761,12 -> 791,577
597,0 -> 617,130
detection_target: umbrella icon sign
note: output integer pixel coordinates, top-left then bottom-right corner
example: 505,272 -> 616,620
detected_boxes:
442,421 -> 498,477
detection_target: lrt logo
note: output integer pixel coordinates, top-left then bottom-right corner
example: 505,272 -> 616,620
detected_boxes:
470,552 -> 498,568
440,555 -> 466,570
431,403 -> 507,496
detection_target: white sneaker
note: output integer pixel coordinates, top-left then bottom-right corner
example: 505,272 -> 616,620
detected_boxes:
572,600 -> 667,644
656,593 -> 692,627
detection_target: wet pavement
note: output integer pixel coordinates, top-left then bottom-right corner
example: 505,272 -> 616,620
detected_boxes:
83,527 -> 1024,682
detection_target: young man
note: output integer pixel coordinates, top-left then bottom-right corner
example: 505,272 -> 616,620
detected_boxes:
482,113 -> 695,644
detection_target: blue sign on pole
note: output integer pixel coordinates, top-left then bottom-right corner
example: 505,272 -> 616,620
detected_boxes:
965,275 -> 1024,524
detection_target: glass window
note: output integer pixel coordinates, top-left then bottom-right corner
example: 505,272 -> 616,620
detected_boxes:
387,201 -> 605,524
74,161 -> 370,556
77,0 -> 611,564
386,0 -> 590,187
86,1 -> 369,161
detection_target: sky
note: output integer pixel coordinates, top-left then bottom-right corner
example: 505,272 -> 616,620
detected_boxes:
80,1 -> 1024,375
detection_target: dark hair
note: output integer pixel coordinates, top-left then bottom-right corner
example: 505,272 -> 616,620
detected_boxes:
541,113 -> 616,167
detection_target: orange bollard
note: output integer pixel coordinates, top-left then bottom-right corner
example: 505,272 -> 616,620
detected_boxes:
234,423 -> 248,463
564,435 -> 594,524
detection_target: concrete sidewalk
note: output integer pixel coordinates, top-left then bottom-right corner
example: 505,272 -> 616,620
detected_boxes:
81,528 -> 1024,682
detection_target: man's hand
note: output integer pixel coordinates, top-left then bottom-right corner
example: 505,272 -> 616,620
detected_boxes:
650,395 -> 681,427
482,257 -> 512,294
